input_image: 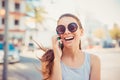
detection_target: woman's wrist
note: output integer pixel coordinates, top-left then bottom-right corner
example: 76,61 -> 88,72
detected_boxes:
54,58 -> 61,62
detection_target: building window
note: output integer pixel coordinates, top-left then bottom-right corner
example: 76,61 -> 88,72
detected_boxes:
14,20 -> 19,25
0,34 -> 3,41
2,1 -> 5,8
2,18 -> 4,24
15,3 -> 20,11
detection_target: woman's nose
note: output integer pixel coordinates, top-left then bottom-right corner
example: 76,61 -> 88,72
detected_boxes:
64,28 -> 70,34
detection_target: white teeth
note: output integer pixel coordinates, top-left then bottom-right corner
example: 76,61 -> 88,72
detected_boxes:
64,37 -> 74,41
65,37 -> 73,40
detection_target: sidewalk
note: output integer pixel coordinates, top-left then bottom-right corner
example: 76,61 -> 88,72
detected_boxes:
0,65 -> 27,80
84,47 -> 120,53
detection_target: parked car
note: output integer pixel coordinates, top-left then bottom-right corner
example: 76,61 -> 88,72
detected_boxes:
103,40 -> 115,48
28,42 -> 34,51
0,42 -> 20,63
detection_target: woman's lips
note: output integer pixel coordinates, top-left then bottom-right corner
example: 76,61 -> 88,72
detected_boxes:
64,36 -> 74,41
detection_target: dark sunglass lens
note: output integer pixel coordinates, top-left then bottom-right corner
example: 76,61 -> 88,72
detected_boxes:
56,25 -> 65,34
68,23 -> 78,32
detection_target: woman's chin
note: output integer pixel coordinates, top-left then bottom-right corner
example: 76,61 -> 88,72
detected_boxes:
64,42 -> 73,48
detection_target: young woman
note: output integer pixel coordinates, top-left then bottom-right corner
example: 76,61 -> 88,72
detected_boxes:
40,13 -> 101,80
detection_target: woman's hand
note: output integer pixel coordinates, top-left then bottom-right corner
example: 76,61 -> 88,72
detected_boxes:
52,35 -> 62,61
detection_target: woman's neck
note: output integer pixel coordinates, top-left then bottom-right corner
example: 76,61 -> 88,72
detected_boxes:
62,47 -> 82,59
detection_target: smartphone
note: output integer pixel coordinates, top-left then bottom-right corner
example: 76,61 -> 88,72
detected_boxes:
57,37 -> 63,50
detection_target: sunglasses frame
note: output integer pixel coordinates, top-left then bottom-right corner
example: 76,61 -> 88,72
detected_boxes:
56,22 -> 78,35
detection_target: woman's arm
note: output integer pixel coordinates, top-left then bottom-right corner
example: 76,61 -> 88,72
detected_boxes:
49,59 -> 62,80
49,35 -> 63,80
90,54 -> 101,80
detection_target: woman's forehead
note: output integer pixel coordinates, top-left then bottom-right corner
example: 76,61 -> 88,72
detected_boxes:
58,17 -> 78,25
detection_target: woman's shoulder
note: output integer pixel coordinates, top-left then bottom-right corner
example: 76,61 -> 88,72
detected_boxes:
90,54 -> 100,62
84,52 -> 99,59
88,53 -> 101,80
90,53 -> 101,67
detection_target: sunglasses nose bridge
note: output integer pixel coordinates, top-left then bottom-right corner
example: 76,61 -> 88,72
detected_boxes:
64,27 -> 71,34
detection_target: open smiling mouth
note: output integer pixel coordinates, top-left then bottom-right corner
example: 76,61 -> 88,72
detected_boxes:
64,37 -> 74,41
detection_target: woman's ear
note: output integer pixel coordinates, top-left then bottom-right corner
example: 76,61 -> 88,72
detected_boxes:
80,29 -> 84,36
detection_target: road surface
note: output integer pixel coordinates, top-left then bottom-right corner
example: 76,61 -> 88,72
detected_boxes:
0,47 -> 120,80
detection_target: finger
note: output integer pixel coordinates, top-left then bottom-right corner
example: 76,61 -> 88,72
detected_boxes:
52,35 -> 57,43
52,35 -> 58,47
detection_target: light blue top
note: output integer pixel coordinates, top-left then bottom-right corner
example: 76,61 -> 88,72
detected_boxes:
61,53 -> 91,80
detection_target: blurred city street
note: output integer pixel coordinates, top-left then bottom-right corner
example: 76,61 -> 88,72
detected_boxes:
0,46 -> 43,80
0,0 -> 120,80
0,47 -> 120,80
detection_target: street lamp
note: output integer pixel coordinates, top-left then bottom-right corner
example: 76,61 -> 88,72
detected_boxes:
2,0 -> 9,80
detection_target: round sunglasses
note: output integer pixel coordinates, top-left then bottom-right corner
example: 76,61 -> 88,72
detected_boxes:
56,22 -> 78,34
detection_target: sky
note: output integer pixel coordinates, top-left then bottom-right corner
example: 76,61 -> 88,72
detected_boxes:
75,0 -> 120,28
26,0 -> 120,47
41,0 -> 120,29
27,0 -> 120,30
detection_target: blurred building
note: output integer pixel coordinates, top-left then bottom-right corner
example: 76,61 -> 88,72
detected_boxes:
0,0 -> 26,46
83,15 -> 114,49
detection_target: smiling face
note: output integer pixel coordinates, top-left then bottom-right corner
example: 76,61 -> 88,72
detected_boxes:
57,16 -> 83,48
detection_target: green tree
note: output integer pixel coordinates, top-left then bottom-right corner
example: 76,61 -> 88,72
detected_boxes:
109,23 -> 120,42
93,28 -> 105,39
25,1 -> 47,31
